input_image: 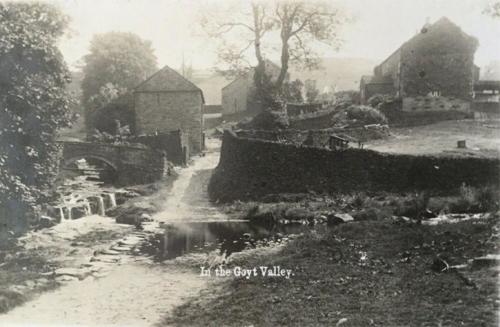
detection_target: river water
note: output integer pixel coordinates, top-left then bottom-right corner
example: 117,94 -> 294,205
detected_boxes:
138,138 -> 309,261
55,138 -> 308,263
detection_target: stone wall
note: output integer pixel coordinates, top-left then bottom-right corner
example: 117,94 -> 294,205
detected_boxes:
134,91 -> 203,153
379,97 -> 473,127
236,125 -> 389,145
402,95 -> 470,112
289,111 -> 337,130
60,142 -> 167,186
208,130 -> 500,202
131,130 -> 188,166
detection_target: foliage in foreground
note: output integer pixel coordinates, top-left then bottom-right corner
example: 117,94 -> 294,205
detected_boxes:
0,2 -> 72,231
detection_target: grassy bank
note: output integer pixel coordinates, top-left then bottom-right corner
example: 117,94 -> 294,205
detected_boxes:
162,214 -> 499,326
222,186 -> 500,226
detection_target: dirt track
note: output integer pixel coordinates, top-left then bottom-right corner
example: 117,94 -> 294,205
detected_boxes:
1,264 -> 205,327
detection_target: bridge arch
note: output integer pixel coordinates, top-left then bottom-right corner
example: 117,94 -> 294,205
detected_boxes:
62,155 -> 119,172
58,141 -> 166,186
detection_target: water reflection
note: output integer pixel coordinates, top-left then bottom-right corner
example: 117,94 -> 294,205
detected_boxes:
140,221 -> 308,261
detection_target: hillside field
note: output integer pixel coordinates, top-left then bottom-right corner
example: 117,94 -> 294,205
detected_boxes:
365,119 -> 500,158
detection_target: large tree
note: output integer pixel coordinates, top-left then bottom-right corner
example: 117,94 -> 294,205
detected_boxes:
484,1 -> 500,18
81,32 -> 157,133
202,0 -> 345,103
0,2 -> 72,232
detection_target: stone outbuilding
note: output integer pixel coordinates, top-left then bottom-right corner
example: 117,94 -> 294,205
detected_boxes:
221,60 -> 283,116
360,17 -> 479,109
133,65 -> 205,154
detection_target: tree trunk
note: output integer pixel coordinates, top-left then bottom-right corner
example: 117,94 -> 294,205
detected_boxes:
276,34 -> 290,91
252,3 -> 265,93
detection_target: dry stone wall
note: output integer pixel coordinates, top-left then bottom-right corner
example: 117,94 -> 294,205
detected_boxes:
209,130 -> 500,202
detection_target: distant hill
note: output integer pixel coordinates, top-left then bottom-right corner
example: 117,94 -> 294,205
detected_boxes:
289,57 -> 378,93
187,57 -> 377,104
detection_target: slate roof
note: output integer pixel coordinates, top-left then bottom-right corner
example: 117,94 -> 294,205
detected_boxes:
376,17 -> 478,71
134,65 -> 205,102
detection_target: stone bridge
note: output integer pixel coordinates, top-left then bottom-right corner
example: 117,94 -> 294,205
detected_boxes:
58,141 -> 167,185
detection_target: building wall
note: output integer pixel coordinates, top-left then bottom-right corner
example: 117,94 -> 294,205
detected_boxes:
131,130 -> 189,166
374,49 -> 401,92
367,19 -> 478,102
400,51 -> 475,99
134,91 -> 203,153
221,61 -> 285,116
221,77 -> 250,115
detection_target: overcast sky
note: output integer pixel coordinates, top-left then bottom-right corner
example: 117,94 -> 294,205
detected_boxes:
49,0 -> 500,71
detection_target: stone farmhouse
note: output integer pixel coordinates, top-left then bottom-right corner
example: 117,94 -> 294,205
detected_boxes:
360,17 -> 480,111
221,60 -> 283,116
89,65 -> 205,156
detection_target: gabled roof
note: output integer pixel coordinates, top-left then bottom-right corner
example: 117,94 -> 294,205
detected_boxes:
222,59 -> 283,90
222,74 -> 248,90
134,65 -> 205,102
375,17 -> 478,72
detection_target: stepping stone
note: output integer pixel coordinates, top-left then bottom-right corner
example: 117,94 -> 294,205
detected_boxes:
55,268 -> 90,279
118,238 -> 141,246
99,249 -> 121,255
90,256 -> 121,264
110,245 -> 132,252
56,275 -> 79,283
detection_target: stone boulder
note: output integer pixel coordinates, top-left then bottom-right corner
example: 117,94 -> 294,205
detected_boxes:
39,216 -> 57,228
327,213 -> 354,226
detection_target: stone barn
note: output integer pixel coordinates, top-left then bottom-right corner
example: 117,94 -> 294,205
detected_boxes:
221,60 -> 284,116
360,17 -> 479,109
133,65 -> 205,154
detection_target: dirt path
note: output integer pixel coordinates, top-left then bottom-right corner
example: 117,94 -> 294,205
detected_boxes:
1,264 -> 205,327
0,138 -> 224,326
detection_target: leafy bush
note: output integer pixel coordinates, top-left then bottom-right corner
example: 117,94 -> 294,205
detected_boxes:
334,90 -> 360,104
475,187 -> 499,212
333,105 -> 388,127
367,94 -> 386,108
450,185 -> 499,213
238,110 -> 289,130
